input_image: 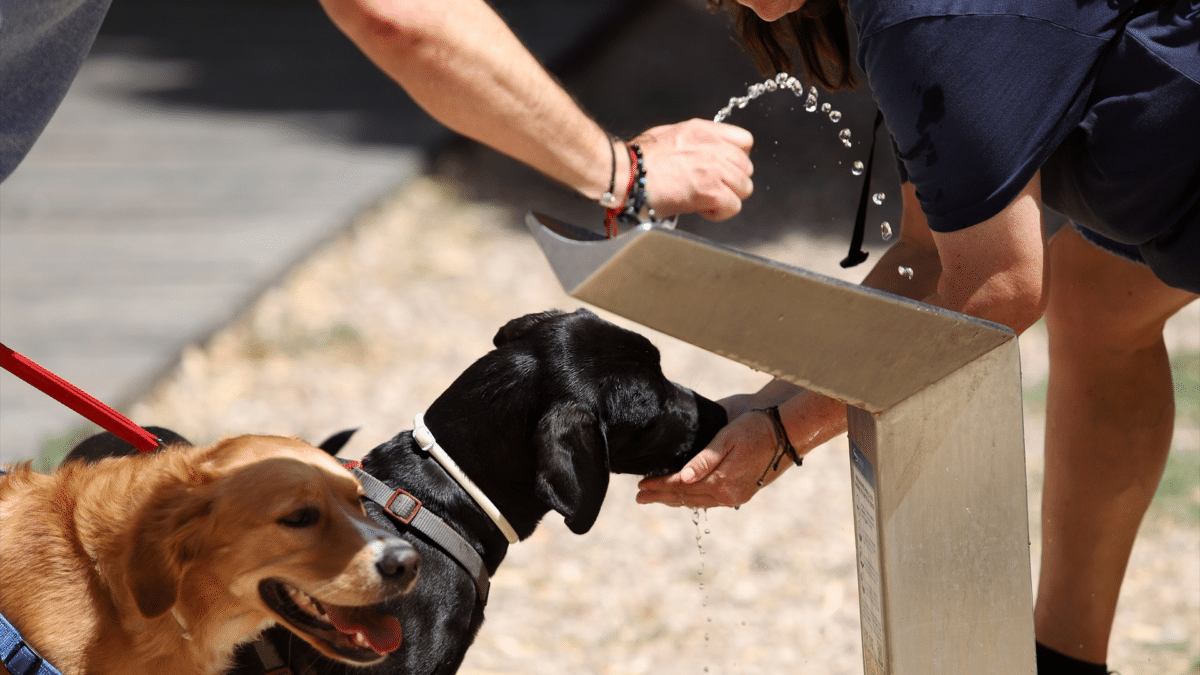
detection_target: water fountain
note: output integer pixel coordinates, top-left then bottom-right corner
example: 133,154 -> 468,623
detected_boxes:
525,76 -> 1037,674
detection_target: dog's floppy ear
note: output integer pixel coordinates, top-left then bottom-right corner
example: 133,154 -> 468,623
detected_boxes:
492,310 -> 566,347
532,402 -> 609,534
125,480 -> 214,618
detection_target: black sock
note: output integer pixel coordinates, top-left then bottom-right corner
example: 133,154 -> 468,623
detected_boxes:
1036,641 -> 1108,675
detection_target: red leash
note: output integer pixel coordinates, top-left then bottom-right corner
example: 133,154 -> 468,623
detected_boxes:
0,342 -> 160,453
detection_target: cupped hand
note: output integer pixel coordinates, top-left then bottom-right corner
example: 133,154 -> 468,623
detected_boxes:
635,119 -> 754,221
635,408 -> 790,509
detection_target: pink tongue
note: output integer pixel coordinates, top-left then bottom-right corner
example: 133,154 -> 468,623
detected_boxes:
324,605 -> 402,654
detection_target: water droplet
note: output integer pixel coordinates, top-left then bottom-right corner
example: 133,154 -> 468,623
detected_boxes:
898,266 -> 914,279
821,102 -> 832,113
851,160 -> 865,176
736,96 -> 749,109
829,110 -> 842,123
881,221 -> 893,240
873,192 -> 886,205
765,79 -> 777,92
775,72 -> 789,85
839,129 -> 852,142
804,96 -> 818,113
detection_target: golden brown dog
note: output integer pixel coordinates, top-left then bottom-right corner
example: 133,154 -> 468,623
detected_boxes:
0,435 -> 419,675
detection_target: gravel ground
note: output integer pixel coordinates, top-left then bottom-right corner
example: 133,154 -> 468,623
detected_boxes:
126,164 -> 1199,674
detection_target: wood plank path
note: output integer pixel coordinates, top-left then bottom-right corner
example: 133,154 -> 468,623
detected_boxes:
0,0 -> 631,462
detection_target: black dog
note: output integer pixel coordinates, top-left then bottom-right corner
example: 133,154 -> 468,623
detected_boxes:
63,425 -> 194,463
66,308 -> 727,675
239,309 -> 727,675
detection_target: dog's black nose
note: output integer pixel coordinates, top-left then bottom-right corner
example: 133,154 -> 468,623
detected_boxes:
378,542 -> 420,590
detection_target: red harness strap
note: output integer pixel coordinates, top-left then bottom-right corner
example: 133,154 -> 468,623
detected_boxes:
0,343 -> 159,453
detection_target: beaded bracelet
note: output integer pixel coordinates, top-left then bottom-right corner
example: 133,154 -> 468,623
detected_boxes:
604,141 -> 676,237
615,142 -> 660,225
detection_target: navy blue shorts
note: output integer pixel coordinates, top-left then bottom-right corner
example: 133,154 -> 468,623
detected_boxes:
851,0 -> 1199,292
1075,224 -> 1146,264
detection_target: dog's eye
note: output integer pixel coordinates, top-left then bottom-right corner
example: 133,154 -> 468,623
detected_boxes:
278,507 -> 321,528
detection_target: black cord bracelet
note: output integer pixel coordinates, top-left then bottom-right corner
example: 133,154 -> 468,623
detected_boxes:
599,135 -> 621,209
754,405 -> 802,486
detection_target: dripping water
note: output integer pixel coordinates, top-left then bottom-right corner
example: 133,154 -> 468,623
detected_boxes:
692,507 -> 713,672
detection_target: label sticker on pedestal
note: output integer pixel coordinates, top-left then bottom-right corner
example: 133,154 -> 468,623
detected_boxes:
851,440 -> 886,674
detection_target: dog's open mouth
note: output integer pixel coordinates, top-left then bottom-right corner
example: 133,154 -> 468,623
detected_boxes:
259,578 -> 401,663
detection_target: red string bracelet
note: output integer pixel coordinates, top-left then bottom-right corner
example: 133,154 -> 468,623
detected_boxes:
605,144 -> 637,238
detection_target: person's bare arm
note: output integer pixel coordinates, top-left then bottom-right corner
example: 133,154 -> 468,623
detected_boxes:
319,0 -> 753,219
925,177 -> 1049,332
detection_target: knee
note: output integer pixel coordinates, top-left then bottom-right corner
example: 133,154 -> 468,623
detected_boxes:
1045,291 -> 1166,356
1045,231 -> 1184,352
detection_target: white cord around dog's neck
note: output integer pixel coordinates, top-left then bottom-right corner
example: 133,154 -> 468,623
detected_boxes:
412,413 -> 520,544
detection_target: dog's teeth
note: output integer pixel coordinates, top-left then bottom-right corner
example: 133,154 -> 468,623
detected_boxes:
285,585 -> 328,620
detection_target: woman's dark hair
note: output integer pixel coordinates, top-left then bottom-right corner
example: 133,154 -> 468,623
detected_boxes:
708,0 -> 857,91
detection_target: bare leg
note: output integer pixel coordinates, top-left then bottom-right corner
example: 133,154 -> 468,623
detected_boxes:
1035,225 -> 1196,663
